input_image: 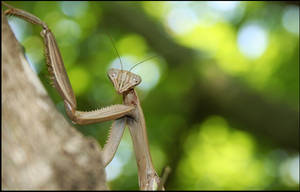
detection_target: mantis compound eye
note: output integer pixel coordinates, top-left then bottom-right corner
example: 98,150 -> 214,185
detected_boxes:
132,76 -> 141,85
111,73 -> 116,78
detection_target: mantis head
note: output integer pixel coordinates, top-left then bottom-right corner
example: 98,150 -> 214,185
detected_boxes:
105,33 -> 156,94
108,68 -> 141,94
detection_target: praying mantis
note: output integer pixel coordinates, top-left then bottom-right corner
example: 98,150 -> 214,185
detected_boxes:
2,2 -> 169,190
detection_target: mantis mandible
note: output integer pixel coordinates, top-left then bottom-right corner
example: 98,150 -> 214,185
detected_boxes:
2,2 -> 167,190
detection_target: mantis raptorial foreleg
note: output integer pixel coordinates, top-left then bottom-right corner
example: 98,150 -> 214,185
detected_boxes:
102,118 -> 126,166
2,2 -> 134,125
2,2 -> 130,169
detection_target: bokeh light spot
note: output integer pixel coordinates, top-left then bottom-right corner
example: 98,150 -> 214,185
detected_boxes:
289,155 -> 299,184
22,36 -> 45,73
177,115 -> 269,190
60,1 -> 89,18
280,155 -> 300,187
282,5 -> 299,35
53,19 -> 81,42
68,66 -> 91,95
105,156 -> 123,181
132,60 -> 161,92
207,1 -> 240,12
237,23 -> 268,59
117,34 -> 147,57
7,17 -> 30,42
207,1 -> 245,23
166,6 -> 198,35
109,56 -> 136,73
142,1 -> 168,20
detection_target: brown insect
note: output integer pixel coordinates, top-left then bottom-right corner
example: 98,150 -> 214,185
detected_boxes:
2,2 -> 169,190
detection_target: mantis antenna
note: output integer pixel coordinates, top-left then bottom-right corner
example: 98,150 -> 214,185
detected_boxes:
105,30 -> 157,72
129,55 -> 157,72
2,1 -> 14,9
105,31 -> 124,71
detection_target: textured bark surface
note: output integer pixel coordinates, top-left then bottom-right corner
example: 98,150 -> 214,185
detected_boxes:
1,12 -> 107,190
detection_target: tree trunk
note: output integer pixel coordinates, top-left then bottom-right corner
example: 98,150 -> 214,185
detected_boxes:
1,12 -> 107,190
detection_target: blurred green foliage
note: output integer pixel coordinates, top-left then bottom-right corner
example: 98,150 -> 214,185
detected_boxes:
4,1 -> 299,190
178,116 -> 268,189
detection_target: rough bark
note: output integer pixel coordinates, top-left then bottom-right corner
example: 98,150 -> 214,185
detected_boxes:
1,12 -> 107,190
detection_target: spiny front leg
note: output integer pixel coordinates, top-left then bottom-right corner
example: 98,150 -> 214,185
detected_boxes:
102,118 -> 126,167
3,2 -> 134,124
40,25 -> 135,124
64,101 -> 133,125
